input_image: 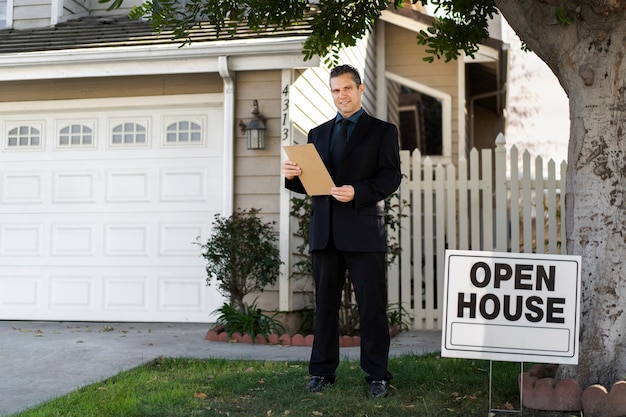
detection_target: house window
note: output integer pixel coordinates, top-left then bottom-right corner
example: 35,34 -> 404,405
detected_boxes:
112,123 -> 147,145
166,121 -> 202,143
397,85 -> 442,155
386,74 -> 451,161
8,126 -> 41,147
59,124 -> 93,146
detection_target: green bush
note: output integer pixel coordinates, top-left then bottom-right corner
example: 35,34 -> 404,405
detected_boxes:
197,208 -> 282,311
387,303 -> 412,331
212,297 -> 286,342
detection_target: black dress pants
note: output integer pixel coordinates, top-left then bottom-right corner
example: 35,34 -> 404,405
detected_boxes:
308,244 -> 392,383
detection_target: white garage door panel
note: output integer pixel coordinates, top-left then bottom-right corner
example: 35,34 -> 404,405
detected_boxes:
0,276 -> 41,308
107,172 -> 150,202
53,172 -> 96,203
0,267 -> 220,321
1,172 -> 44,203
0,95 -> 226,322
0,224 -> 43,256
0,213 -> 211,266
1,161 -> 222,213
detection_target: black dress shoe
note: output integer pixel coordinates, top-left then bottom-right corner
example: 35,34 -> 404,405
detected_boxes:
306,376 -> 334,392
368,380 -> 389,398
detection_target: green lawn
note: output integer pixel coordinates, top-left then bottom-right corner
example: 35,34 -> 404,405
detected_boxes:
13,353 -> 528,417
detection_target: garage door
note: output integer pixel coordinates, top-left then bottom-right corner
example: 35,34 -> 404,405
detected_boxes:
0,94 -> 225,322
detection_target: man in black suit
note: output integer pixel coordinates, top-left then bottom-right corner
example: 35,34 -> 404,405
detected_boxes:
282,64 -> 402,398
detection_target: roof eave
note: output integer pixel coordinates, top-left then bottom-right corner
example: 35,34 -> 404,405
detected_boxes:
380,9 -> 432,33
380,9 -> 502,64
0,36 -> 318,81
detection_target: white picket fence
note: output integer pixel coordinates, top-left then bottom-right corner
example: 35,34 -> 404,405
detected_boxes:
388,133 -> 567,330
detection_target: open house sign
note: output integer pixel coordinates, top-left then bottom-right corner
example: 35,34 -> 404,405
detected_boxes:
441,250 -> 582,364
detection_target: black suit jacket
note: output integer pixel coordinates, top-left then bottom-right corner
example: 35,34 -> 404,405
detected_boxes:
286,111 -> 402,252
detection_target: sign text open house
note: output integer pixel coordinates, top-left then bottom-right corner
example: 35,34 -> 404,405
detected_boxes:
442,250 -> 582,364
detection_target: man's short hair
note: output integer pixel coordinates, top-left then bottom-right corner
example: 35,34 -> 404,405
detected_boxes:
330,64 -> 362,86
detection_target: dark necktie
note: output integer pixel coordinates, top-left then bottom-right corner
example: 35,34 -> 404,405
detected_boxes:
331,119 -> 350,174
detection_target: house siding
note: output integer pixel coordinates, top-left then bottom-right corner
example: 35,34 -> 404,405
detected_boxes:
12,0 -> 150,28
361,32 -> 378,114
234,70 -> 286,311
13,0 -> 52,29
293,67 -> 335,134
0,73 -> 223,102
385,22 -> 461,162
233,70 -> 282,226
292,34 -> 374,137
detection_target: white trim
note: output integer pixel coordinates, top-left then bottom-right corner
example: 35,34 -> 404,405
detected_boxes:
5,0 -> 13,28
0,37 -> 320,81
0,94 -> 223,113
380,9 -> 430,34
218,56 -> 234,217
457,54 -> 466,161
50,0 -> 62,25
385,71 -> 452,164
375,19 -> 387,120
464,44 -> 499,63
278,68 -> 294,312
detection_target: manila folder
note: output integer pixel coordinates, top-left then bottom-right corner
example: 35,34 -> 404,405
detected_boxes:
283,144 -> 335,196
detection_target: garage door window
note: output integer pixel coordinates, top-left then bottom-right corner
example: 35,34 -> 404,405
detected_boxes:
59,124 -> 94,147
166,121 -> 202,144
7,126 -> 41,148
112,123 -> 147,145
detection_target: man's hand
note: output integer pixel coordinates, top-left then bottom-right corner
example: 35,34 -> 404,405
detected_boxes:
282,160 -> 302,180
331,185 -> 354,202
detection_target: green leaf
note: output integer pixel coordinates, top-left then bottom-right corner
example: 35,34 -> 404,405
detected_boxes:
196,208 -> 282,310
211,297 -> 285,342
99,0 -> 124,11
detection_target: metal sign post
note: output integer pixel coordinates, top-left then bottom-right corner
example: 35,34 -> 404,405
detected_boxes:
440,250 -> 583,417
487,360 -> 524,417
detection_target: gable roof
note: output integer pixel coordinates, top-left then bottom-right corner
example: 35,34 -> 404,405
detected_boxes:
0,14 -> 313,55
0,11 -> 318,81
382,5 -> 506,114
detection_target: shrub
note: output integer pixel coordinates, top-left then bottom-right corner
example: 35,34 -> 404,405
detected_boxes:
212,298 -> 285,342
197,208 -> 282,311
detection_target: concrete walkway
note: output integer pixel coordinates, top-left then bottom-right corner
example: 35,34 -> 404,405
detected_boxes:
0,321 -> 441,416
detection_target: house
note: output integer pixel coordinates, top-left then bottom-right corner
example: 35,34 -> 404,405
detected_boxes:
0,1 -> 507,325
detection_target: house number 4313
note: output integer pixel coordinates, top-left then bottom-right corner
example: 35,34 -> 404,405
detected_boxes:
281,83 -> 290,141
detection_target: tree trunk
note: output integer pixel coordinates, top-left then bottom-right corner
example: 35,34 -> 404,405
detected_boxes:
562,73 -> 626,388
496,0 -> 626,388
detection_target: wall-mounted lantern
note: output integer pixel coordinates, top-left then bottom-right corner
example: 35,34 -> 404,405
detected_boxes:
239,100 -> 266,150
